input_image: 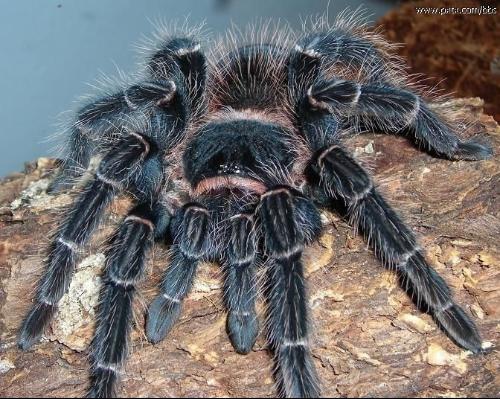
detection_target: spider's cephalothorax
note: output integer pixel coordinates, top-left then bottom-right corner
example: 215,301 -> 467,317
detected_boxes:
18,15 -> 492,398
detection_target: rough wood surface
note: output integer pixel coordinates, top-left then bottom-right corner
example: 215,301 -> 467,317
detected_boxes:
377,0 -> 500,122
0,97 -> 499,397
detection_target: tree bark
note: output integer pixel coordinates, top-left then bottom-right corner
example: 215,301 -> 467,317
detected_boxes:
0,97 -> 498,397
378,0 -> 500,122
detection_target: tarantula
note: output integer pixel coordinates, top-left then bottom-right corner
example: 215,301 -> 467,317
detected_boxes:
18,13 -> 491,398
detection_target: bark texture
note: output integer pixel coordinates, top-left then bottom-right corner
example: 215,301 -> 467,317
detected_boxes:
0,97 -> 498,397
378,0 -> 500,122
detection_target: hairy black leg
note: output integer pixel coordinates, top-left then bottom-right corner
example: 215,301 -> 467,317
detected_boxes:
146,203 -> 209,343
306,78 -> 493,160
48,125 -> 92,193
259,187 -> 321,398
223,213 -> 259,354
288,29 -> 394,153
147,36 -> 206,109
47,90 -> 129,193
88,202 -> 170,398
309,145 -> 483,353
18,133 -> 152,350
51,35 -> 209,194
48,80 -> 178,192
289,28 -> 396,93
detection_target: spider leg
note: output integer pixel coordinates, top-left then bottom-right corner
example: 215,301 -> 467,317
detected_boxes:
50,34 -> 206,193
88,202 -> 171,398
48,80 -> 176,193
223,213 -> 259,354
308,145 -> 483,353
147,36 -> 206,108
48,125 -> 92,193
290,28 -> 393,86
146,203 -> 210,343
258,187 -> 322,398
18,132 -> 154,350
305,78 -> 493,160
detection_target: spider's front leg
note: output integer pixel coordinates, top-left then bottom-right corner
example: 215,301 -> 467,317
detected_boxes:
147,201 -> 262,356
146,203 -> 210,343
307,144 -> 483,353
18,131 -> 160,350
89,201 -> 171,398
223,213 -> 260,354
258,187 -> 322,398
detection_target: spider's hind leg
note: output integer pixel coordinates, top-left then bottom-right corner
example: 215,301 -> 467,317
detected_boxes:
147,35 -> 206,109
289,27 -> 393,87
307,145 -> 483,353
48,126 -> 92,193
48,78 -> 178,193
290,20 -> 492,161
48,97 -> 122,193
50,34 -> 206,194
305,76 -> 493,161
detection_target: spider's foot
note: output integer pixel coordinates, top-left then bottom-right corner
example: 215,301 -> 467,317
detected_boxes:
227,311 -> 259,355
146,295 -> 182,344
18,303 -> 56,350
87,367 -> 117,399
435,303 -> 483,354
278,345 -> 321,398
452,139 -> 493,161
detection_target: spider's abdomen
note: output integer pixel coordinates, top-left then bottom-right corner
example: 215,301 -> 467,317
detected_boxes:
210,43 -> 290,111
183,38 -> 303,197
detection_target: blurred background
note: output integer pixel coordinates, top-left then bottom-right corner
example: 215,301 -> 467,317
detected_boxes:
0,0 -> 497,177
0,0 -> 393,177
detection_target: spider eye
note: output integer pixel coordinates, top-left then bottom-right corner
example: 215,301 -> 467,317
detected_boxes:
199,141 -> 254,178
211,148 -> 253,176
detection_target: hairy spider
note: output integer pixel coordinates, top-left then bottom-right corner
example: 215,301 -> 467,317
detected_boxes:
18,12 -> 492,398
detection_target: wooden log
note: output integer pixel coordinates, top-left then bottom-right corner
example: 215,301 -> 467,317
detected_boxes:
0,97 -> 498,397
